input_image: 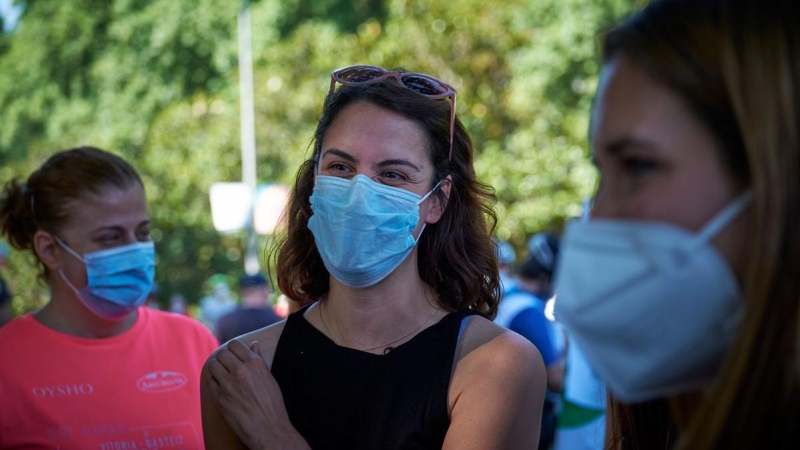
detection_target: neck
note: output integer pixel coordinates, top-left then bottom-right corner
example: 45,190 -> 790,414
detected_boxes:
315,255 -> 445,352
35,283 -> 138,338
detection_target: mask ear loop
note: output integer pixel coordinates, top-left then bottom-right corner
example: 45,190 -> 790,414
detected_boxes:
53,235 -> 87,264
417,179 -> 445,205
50,235 -> 90,298
58,269 -> 86,298
411,179 -> 447,244
690,190 -> 753,249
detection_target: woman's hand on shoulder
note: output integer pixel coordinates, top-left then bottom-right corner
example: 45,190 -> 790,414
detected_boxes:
219,319 -> 286,370
201,322 -> 310,450
444,318 -> 547,450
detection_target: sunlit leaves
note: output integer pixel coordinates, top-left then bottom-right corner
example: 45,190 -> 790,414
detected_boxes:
0,0 -> 640,312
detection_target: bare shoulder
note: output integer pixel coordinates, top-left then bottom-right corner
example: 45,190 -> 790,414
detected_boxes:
453,315 -> 545,383
443,315 -> 547,449
208,320 -> 287,369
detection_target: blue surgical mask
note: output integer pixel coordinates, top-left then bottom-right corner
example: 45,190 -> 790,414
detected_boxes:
56,237 -> 156,320
308,174 -> 441,288
554,191 -> 752,403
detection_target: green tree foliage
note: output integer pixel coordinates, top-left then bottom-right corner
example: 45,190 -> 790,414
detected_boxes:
0,0 -> 640,314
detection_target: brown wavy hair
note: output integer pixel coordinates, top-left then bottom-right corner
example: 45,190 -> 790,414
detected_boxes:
0,146 -> 143,276
270,78 -> 500,317
601,0 -> 799,448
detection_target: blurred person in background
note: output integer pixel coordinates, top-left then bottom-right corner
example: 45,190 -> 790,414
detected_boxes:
169,292 -> 189,315
0,147 -> 218,448
494,237 -> 517,295
554,0 -> 800,448
496,232 -> 565,450
201,65 -> 546,449
214,273 -> 281,344
552,338 -> 606,450
197,274 -> 237,333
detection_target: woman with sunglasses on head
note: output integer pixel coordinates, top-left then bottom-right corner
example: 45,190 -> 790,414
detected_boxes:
553,0 -> 799,448
201,66 -> 547,449
0,147 -> 219,448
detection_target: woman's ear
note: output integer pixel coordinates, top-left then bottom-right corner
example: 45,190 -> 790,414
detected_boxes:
425,175 -> 452,224
33,231 -> 63,272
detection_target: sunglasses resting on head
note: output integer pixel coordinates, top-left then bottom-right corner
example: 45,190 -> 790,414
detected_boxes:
329,65 -> 457,160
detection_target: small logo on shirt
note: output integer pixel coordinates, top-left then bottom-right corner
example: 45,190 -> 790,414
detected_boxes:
136,371 -> 188,393
32,383 -> 94,397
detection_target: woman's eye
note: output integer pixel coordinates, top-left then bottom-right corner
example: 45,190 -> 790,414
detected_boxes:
621,157 -> 659,175
381,170 -> 407,181
329,162 -> 350,172
99,235 -> 120,244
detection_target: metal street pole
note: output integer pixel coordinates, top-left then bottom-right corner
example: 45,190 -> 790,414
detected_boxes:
238,0 -> 260,275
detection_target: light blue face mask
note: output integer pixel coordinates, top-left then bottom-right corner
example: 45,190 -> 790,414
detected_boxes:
56,237 -> 156,320
308,174 -> 441,288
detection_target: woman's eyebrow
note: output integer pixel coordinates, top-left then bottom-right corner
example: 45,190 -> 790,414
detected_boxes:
604,137 -> 661,155
90,225 -> 125,235
377,159 -> 421,172
321,148 -> 358,163
90,219 -> 151,235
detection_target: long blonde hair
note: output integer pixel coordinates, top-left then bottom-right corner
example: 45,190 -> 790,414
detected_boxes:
601,0 -> 800,448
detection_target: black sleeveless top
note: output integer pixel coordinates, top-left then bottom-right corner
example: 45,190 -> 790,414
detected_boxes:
272,306 -> 473,450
